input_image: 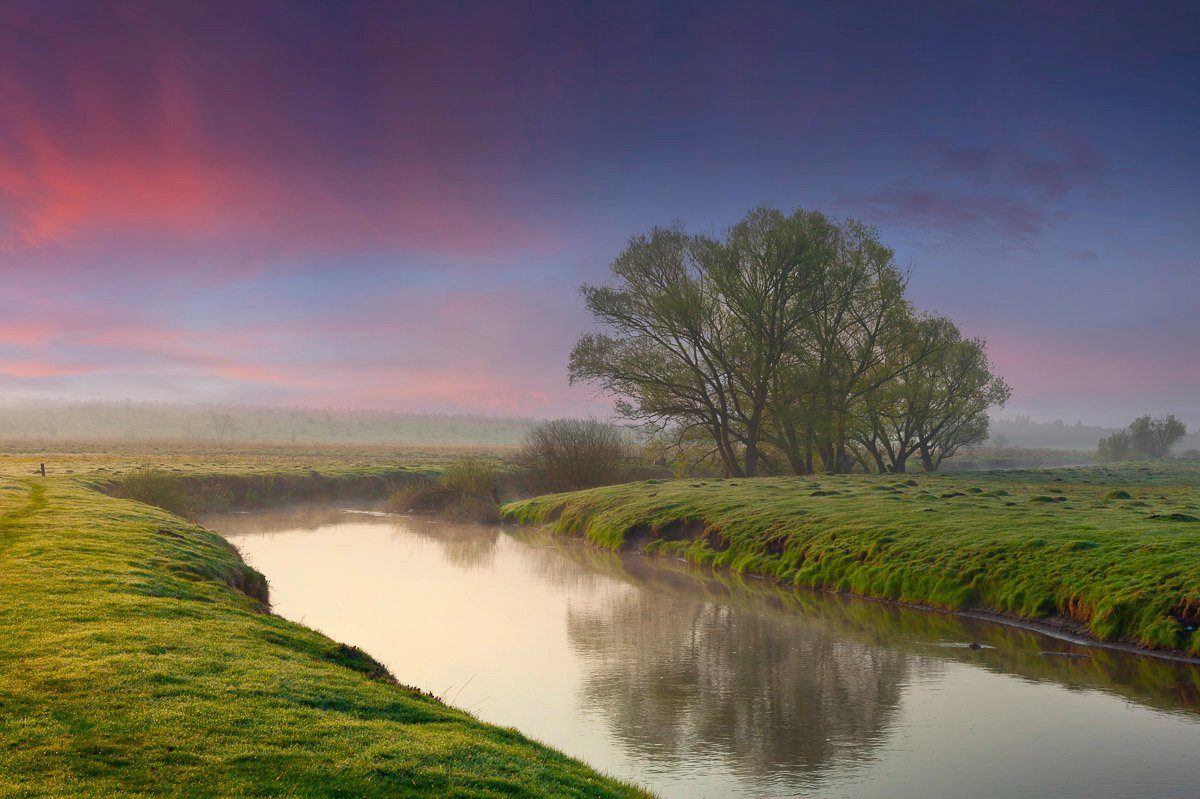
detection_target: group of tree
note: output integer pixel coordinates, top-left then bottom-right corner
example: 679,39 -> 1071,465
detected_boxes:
570,207 -> 1010,476
1096,414 -> 1188,462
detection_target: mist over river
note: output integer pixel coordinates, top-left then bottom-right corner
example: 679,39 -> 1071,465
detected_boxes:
207,505 -> 1200,799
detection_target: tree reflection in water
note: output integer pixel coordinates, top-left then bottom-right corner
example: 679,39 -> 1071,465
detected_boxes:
566,581 -> 915,779
539,535 -> 1200,781
209,506 -> 1200,796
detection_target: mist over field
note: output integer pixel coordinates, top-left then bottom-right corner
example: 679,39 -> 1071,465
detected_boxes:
0,400 -> 537,446
0,401 -> 1195,454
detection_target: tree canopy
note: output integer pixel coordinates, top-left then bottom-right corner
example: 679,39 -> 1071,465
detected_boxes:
571,208 -> 1010,475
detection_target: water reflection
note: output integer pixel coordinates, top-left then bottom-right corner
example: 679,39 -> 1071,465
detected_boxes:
209,506 -> 1200,799
542,540 -> 1200,719
568,591 -> 914,778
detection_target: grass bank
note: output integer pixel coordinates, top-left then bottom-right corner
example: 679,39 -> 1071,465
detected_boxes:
0,476 -> 648,797
93,466 -> 436,519
503,461 -> 1200,657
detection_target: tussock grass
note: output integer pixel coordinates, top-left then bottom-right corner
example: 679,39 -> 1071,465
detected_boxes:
387,457 -> 503,522
0,478 -> 647,797
100,466 -> 434,519
503,461 -> 1200,656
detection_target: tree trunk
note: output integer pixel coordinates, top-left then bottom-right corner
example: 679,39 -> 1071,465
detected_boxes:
744,419 -> 759,477
919,444 -> 934,471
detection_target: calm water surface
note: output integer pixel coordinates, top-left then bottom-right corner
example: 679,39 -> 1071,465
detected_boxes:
207,505 -> 1200,799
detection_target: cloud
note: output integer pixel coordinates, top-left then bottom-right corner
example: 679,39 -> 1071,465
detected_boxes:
856,133 -> 1114,241
859,186 -> 1051,238
0,281 -> 602,416
931,135 -> 1110,200
0,5 -> 559,264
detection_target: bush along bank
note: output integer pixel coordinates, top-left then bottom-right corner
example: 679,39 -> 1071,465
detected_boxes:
92,465 -> 435,519
502,462 -> 1200,658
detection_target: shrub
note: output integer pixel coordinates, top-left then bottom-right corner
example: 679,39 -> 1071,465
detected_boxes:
440,457 -> 499,501
385,478 -> 453,514
1097,430 -> 1133,462
515,418 -> 629,494
386,458 -> 500,522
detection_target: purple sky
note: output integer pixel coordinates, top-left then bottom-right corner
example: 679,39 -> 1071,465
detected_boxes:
1,1 -> 1197,426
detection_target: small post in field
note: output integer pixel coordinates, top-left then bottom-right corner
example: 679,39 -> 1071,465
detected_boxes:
38,463 -> 46,477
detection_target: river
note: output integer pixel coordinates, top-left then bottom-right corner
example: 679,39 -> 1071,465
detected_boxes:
206,505 -> 1200,799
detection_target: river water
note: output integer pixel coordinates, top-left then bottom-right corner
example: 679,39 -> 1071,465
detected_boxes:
207,505 -> 1200,799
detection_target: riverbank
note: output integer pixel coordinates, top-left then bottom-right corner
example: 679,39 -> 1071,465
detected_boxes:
0,475 -> 648,797
502,461 -> 1200,658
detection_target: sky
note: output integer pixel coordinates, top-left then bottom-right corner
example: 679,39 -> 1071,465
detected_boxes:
0,1 -> 1197,427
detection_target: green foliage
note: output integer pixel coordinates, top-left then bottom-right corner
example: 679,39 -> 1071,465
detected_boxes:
503,461 -> 1200,657
571,207 -> 1009,477
516,418 -> 630,493
441,456 -> 500,499
0,479 -> 646,798
388,457 -> 502,522
1097,430 -> 1133,462
1129,414 -> 1188,459
109,469 -> 203,518
1098,416 -> 1189,462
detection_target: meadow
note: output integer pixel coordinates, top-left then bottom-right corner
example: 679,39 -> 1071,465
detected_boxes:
503,461 -> 1200,657
5,434 -> 1198,796
0,444 -> 647,798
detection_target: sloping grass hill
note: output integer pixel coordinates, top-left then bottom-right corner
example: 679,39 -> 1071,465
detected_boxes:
503,462 -> 1200,657
0,477 -> 647,798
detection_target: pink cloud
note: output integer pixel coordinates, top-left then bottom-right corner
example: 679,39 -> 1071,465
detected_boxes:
0,359 -> 95,379
861,185 -> 1051,238
0,17 -> 558,265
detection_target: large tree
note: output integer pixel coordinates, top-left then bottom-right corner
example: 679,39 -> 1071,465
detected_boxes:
852,316 -> 1009,472
911,330 -> 1011,471
765,219 -> 918,472
571,209 -> 828,477
572,207 -> 1010,475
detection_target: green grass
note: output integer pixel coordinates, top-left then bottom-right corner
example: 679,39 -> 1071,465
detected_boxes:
0,438 -> 514,479
0,476 -> 648,798
503,461 -> 1200,656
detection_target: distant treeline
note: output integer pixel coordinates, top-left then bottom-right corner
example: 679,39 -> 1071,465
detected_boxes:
0,401 -> 539,445
987,415 -> 1200,453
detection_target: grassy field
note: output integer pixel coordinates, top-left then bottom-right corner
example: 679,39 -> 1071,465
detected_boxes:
0,472 -> 648,797
0,401 -> 538,446
0,438 -> 515,479
503,461 -> 1200,657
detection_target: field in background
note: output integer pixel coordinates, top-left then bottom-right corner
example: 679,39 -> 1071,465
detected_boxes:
942,447 -> 1095,471
0,401 -> 538,445
0,438 -> 516,479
